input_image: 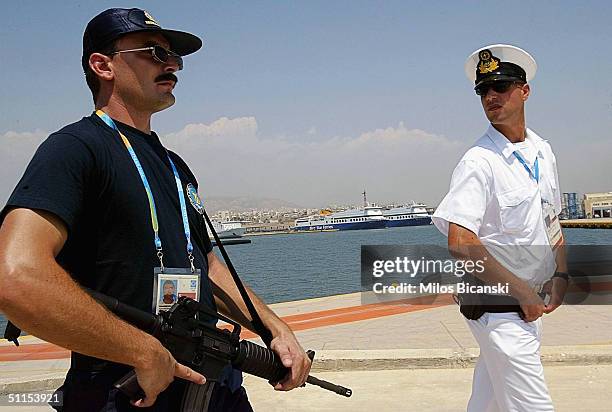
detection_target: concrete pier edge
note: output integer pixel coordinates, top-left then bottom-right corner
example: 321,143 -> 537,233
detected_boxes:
310,345 -> 612,371
3,344 -> 612,395
0,378 -> 64,396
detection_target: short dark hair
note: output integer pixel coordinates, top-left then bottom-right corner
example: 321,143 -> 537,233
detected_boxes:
83,41 -> 116,103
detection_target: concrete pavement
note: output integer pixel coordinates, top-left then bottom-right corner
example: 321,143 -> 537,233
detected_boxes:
1,292 -> 612,410
3,365 -> 611,411
243,364 -> 612,412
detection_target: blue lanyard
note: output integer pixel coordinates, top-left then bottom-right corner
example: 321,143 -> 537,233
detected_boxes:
513,151 -> 539,184
168,154 -> 195,269
96,111 -> 194,271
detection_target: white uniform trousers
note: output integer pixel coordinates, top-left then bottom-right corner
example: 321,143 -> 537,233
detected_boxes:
466,312 -> 554,412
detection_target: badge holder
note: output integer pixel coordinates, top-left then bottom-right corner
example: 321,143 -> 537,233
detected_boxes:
153,267 -> 201,315
542,199 -> 562,250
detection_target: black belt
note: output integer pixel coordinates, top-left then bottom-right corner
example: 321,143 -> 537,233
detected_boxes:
478,304 -> 522,313
458,294 -> 522,320
478,294 -> 521,309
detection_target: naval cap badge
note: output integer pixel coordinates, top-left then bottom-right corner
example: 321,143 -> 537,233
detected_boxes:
478,49 -> 500,74
143,10 -> 160,26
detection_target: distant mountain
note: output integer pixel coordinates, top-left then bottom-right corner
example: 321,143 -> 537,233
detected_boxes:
202,196 -> 303,212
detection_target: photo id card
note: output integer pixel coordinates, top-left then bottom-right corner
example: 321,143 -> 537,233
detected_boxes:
153,267 -> 201,314
542,202 -> 562,250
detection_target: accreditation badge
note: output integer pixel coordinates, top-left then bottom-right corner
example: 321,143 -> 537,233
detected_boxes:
542,201 -> 562,250
153,267 -> 201,314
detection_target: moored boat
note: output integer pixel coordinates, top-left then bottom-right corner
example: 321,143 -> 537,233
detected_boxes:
207,220 -> 246,238
383,202 -> 432,227
293,191 -> 386,232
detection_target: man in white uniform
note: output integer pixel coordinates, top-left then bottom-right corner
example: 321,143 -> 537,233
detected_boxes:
432,44 -> 569,411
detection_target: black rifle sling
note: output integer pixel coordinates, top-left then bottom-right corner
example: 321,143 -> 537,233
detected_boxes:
200,206 -> 274,347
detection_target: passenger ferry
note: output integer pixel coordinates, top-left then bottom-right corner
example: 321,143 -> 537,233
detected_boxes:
383,202 -> 432,227
206,220 -> 246,238
293,192 -> 386,232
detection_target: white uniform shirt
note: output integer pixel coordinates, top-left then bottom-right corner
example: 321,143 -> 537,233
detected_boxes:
432,125 -> 562,287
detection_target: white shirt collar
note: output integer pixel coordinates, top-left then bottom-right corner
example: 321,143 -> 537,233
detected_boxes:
486,124 -> 544,159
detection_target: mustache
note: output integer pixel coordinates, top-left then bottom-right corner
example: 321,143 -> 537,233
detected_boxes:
155,73 -> 178,84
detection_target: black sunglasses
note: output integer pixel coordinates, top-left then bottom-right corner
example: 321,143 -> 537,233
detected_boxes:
475,81 -> 523,96
110,45 -> 183,70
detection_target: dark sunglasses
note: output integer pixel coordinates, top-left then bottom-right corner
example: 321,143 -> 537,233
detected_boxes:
110,45 -> 183,70
475,81 -> 523,96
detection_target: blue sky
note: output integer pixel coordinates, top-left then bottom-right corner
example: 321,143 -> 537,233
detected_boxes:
1,1 -> 611,207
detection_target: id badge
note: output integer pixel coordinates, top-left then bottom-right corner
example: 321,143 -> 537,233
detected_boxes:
153,267 -> 201,314
542,201 -> 562,250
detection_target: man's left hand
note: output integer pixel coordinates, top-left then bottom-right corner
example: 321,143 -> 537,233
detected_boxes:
543,277 -> 568,314
269,329 -> 312,391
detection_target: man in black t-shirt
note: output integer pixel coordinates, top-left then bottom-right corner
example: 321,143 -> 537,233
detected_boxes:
0,8 -> 311,411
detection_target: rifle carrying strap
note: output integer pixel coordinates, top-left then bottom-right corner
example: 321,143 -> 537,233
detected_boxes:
200,205 -> 274,347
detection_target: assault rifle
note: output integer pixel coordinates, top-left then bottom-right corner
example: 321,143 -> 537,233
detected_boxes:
3,197 -> 352,405
89,290 -> 352,400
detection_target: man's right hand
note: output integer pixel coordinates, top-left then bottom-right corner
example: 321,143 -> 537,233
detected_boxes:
132,341 -> 206,408
518,290 -> 546,323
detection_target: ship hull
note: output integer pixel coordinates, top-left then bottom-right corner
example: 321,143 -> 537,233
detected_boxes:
385,216 -> 432,227
217,227 -> 246,238
294,220 -> 386,232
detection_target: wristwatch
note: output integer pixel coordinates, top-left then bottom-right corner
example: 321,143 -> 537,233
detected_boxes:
552,271 -> 570,281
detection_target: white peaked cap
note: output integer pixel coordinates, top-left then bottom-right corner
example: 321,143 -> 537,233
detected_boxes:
465,44 -> 537,85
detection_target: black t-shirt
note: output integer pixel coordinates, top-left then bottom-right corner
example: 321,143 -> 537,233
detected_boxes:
2,114 -> 241,404
5,113 -> 215,313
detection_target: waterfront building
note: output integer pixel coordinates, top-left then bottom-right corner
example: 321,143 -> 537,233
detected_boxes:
583,192 -> 612,218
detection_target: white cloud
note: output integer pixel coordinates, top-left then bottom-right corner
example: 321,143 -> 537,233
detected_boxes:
0,120 -> 475,208
179,117 -> 258,139
3,119 -> 608,210
162,117 -> 467,207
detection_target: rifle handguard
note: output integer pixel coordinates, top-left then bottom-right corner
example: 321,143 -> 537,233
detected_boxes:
234,340 -> 287,383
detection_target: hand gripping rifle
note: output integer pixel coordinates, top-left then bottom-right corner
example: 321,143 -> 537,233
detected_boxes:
89,290 -> 352,400
3,291 -> 352,402
2,197 -> 352,403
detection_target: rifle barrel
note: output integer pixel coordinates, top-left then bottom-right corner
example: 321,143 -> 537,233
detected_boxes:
306,375 -> 352,397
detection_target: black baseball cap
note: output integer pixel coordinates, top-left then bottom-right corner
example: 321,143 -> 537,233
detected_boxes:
82,8 -> 202,72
